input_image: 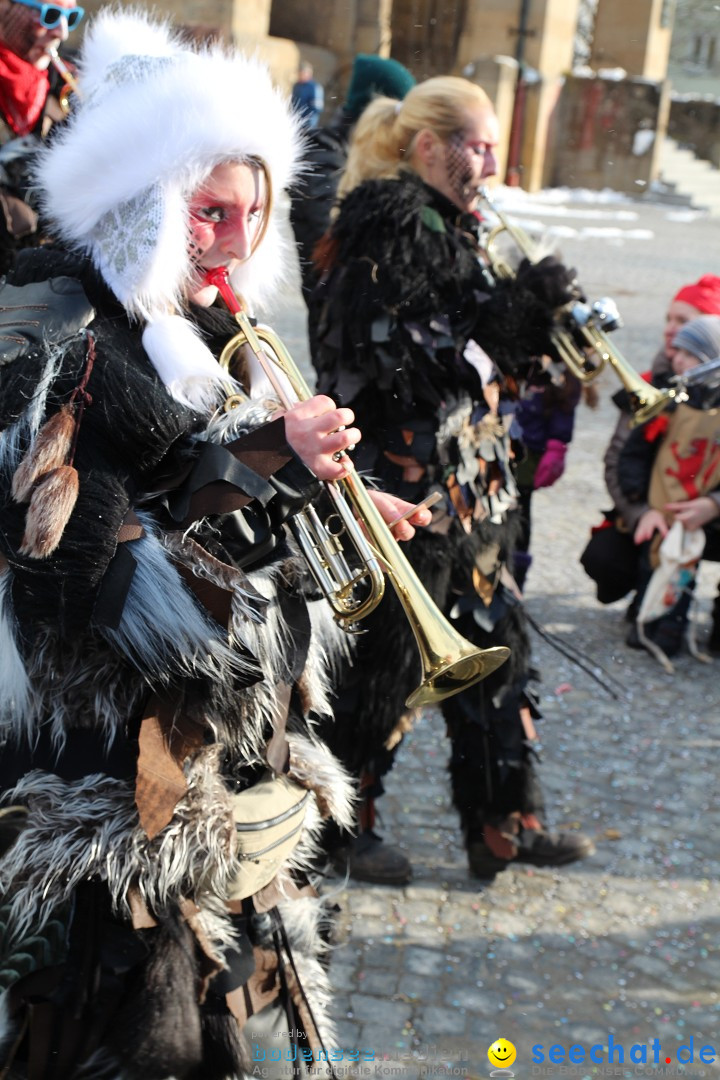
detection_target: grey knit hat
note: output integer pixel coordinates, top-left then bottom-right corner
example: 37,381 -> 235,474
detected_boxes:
672,315 -> 720,364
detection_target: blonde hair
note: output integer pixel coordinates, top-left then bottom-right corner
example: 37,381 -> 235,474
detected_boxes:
338,76 -> 493,201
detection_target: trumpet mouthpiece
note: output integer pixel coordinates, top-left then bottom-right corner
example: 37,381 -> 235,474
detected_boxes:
48,46 -> 69,77
202,266 -> 229,289
203,266 -> 244,317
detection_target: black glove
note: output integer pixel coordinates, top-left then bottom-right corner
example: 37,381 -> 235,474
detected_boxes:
516,255 -> 581,311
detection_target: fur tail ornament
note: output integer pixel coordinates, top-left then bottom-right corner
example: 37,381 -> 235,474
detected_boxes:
18,465 -> 80,557
12,333 -> 96,558
11,404 -> 75,502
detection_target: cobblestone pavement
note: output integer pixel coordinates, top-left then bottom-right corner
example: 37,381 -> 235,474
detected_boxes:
267,194 -> 720,1080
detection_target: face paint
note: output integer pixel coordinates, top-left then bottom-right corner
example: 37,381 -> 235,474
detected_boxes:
445,132 -> 475,207
425,105 -> 499,213
187,160 -> 267,306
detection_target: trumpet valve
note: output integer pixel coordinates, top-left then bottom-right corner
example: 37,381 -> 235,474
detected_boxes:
591,297 -> 622,332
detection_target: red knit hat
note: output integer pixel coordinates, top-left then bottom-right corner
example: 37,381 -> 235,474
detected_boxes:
672,274 -> 720,314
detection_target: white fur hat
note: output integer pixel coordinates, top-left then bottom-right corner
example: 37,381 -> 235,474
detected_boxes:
35,8 -> 304,408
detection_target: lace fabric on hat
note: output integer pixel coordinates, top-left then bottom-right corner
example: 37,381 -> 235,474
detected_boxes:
86,54 -> 176,107
92,186 -> 166,304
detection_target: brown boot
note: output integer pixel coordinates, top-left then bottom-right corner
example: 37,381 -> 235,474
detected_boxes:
467,812 -> 595,877
467,813 -> 521,878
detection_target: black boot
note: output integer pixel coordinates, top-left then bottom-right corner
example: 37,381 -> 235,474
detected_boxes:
514,825 -> 596,866
330,829 -> 413,885
709,588 -> 720,654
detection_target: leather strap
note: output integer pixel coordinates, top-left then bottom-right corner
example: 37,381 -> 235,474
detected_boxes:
446,474 -> 473,532
225,945 -> 280,1025
265,682 -> 292,775
116,508 -> 145,543
134,694 -> 207,840
166,418 -> 295,528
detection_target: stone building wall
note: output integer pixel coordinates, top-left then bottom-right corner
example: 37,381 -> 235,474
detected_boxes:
79,0 -> 235,37
667,0 -> 720,95
668,97 -> 720,166
590,0 -> 673,80
71,0 -> 681,194
549,74 -> 670,192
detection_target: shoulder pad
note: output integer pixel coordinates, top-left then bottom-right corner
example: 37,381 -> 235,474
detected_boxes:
0,276 -> 95,366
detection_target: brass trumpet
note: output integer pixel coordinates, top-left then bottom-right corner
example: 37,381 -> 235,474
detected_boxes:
204,267 -> 510,709
48,47 -> 81,116
478,187 -> 672,426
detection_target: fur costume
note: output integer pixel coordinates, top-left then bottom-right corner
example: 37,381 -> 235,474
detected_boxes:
0,15 -> 353,1079
309,172 -> 570,845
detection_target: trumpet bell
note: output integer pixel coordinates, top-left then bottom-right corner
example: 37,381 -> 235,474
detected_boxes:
628,385 -> 676,427
407,644 -> 510,709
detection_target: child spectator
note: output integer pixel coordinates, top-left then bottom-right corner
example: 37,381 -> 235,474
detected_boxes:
582,275 -> 720,638
617,315 -> 720,658
605,275 -> 720,545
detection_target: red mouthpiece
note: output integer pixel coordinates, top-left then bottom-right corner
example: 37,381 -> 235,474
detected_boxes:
202,266 -> 240,314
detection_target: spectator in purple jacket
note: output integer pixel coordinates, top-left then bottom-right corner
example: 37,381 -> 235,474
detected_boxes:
513,364 -> 582,589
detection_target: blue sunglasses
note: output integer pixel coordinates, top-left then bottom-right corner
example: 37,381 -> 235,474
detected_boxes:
11,0 -> 85,30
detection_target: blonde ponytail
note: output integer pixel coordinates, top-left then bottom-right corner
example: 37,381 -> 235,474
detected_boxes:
337,97 -> 405,201
337,75 -> 493,201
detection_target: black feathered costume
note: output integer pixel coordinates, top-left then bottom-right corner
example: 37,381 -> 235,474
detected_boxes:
0,13 -> 354,1079
310,171 -> 574,863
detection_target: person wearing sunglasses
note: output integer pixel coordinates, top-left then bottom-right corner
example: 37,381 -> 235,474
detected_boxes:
0,0 -> 83,270
0,0 -> 83,72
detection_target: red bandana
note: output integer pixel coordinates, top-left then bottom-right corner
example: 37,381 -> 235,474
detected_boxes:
0,44 -> 49,135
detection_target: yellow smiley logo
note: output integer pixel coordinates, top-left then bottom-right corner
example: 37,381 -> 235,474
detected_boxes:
488,1038 -> 517,1068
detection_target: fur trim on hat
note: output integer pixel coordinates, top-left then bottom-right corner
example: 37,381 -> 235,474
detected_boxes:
35,8 -> 304,320
141,315 -> 229,411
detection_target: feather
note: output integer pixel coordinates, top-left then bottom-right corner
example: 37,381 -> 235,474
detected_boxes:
11,405 -> 75,503
18,465 -> 80,558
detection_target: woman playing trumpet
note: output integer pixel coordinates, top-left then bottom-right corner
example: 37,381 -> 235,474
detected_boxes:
0,10 -> 429,1076
310,75 -> 595,881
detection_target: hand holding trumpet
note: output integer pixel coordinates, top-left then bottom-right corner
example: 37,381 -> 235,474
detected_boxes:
282,395 -> 432,539
282,395 -> 360,481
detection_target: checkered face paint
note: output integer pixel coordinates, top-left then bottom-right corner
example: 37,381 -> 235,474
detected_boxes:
433,105 -> 499,212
